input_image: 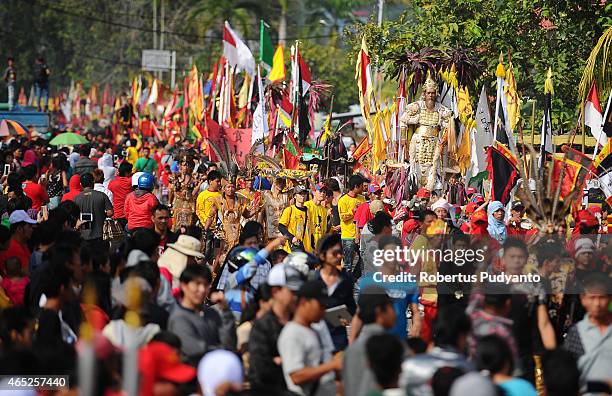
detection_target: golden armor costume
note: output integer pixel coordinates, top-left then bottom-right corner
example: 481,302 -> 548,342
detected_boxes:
400,78 -> 452,191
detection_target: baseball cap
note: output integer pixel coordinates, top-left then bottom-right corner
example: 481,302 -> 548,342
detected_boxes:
577,210 -> 599,228
471,210 -> 488,224
511,201 -> 525,211
314,182 -> 328,192
9,210 -> 36,225
368,183 -> 382,194
294,185 -> 309,195
466,187 -> 477,196
267,263 -> 305,291
297,280 -> 332,305
139,341 -> 196,395
416,188 -> 431,199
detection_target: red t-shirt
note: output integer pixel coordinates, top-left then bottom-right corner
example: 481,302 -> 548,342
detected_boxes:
1,276 -> 29,305
108,176 -> 133,219
0,239 -> 32,274
354,202 -> 373,229
22,181 -> 49,210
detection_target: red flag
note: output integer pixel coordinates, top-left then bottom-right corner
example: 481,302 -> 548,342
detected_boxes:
352,135 -> 372,161
551,156 -> 581,200
486,142 -> 519,205
284,132 -> 302,169
182,77 -> 189,127
295,47 -> 312,94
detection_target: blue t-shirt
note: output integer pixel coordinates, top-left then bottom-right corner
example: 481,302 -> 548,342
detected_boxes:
358,272 -> 419,339
498,378 -> 537,396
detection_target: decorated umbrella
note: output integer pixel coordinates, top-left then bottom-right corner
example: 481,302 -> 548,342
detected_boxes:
0,119 -> 28,137
49,132 -> 89,146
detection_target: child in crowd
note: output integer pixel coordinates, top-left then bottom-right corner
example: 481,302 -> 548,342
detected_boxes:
0,257 -> 30,306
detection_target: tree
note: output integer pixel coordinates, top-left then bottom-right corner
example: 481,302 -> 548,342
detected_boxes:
346,0 -> 610,131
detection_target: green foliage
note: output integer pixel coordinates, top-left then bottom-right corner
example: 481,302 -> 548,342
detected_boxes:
346,0 -> 608,131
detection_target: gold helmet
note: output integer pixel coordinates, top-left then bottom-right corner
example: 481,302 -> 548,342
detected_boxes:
423,76 -> 438,93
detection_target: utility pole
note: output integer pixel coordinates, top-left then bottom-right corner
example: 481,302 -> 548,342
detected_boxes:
153,0 -> 157,50
159,0 -> 165,81
376,0 -> 384,105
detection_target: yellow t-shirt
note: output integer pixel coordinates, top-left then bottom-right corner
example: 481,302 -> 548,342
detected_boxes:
304,200 -> 328,253
279,205 -> 308,253
126,146 -> 139,166
337,194 -> 365,239
196,190 -> 222,228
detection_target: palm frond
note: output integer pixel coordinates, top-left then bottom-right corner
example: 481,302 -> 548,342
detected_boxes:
308,80 -> 333,114
578,26 -> 612,102
388,47 -> 446,96
441,46 -> 483,87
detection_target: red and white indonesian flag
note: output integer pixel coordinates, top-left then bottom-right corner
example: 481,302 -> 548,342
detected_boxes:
296,48 -> 312,94
223,21 -> 255,77
585,82 -> 607,147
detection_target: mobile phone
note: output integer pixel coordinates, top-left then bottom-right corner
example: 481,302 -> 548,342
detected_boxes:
41,206 -> 48,218
113,155 -> 118,163
3,164 -> 10,176
121,150 -> 127,157
80,213 -> 93,222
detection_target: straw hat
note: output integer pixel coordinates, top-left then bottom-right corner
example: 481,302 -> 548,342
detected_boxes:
158,235 -> 204,280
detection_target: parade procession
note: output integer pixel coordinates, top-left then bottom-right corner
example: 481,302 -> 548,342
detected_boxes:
0,1 -> 611,395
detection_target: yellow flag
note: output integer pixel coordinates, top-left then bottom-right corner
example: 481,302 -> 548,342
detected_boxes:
455,120 -> 472,174
457,86 -> 473,123
504,62 -> 521,131
371,112 -> 386,172
238,73 -> 252,108
268,45 -> 286,83
320,113 -> 331,145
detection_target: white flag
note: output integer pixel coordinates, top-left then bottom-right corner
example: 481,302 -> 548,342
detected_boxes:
585,83 -> 608,147
540,97 -> 553,156
223,21 -> 255,77
472,86 -> 493,174
251,66 -> 267,153
147,79 -> 158,105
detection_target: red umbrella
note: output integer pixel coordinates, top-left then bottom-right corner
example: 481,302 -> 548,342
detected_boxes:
0,119 -> 28,137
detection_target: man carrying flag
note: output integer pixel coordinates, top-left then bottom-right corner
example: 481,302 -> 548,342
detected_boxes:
486,141 -> 519,205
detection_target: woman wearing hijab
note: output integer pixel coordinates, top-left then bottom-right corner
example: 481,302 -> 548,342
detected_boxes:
487,201 -> 507,243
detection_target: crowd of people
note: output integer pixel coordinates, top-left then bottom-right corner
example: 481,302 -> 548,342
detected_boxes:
0,132 -> 610,396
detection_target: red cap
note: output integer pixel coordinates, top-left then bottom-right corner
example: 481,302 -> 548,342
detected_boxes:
139,342 -> 196,395
416,188 -> 431,199
402,219 -> 420,235
465,202 -> 479,215
577,210 -> 599,228
466,187 -> 477,195
471,210 -> 488,224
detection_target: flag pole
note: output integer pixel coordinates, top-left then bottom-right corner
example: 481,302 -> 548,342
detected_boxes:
582,101 -> 586,154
